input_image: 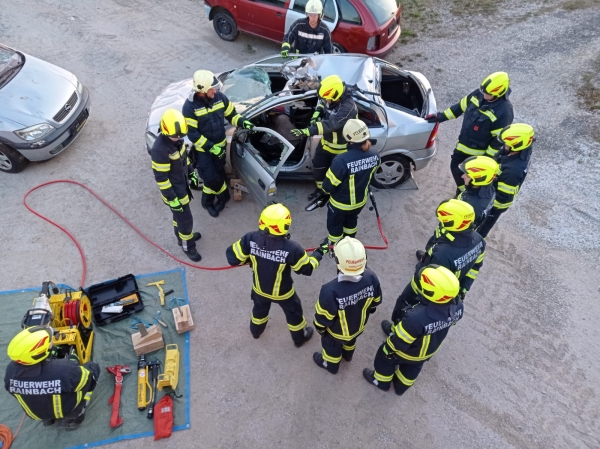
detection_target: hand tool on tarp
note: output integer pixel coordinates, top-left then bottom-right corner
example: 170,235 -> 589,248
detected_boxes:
107,364 -> 131,428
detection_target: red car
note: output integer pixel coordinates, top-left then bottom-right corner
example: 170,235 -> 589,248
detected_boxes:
204,0 -> 402,56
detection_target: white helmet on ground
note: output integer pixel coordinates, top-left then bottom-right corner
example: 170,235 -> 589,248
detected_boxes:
343,118 -> 370,143
335,237 -> 367,275
193,70 -> 222,94
305,0 -> 323,16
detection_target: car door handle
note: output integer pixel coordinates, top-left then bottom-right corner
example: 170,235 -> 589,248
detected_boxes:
275,12 -> 284,17
258,179 -> 266,190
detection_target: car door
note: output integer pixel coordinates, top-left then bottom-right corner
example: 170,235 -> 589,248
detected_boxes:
285,0 -> 339,34
353,97 -> 388,152
230,127 -> 296,206
238,0 -> 289,42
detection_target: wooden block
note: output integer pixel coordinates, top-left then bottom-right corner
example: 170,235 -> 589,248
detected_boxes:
173,304 -> 195,334
230,178 -> 243,201
132,324 -> 164,356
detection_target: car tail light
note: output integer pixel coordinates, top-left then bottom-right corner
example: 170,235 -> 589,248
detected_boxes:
425,122 -> 439,149
366,35 -> 380,51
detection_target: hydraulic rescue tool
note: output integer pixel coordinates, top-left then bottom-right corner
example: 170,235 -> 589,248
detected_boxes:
137,354 -> 151,410
157,344 -> 180,391
146,360 -> 161,419
21,281 -> 94,363
305,191 -> 330,212
146,281 -> 166,306
107,364 -> 131,428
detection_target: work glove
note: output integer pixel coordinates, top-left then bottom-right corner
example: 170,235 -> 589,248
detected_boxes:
368,306 -> 377,315
310,110 -> 322,125
315,326 -> 326,335
209,144 -> 225,159
189,170 -> 201,190
242,120 -> 254,130
311,241 -> 330,260
291,128 -> 310,137
425,113 -> 441,123
281,47 -> 289,58
457,288 -> 467,302
168,198 -> 184,213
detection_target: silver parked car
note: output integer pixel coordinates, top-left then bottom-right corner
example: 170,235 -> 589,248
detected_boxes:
0,43 -> 90,173
145,54 -> 438,206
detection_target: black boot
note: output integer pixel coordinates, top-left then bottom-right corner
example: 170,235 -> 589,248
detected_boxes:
201,193 -> 219,217
215,189 -> 230,213
416,250 -> 425,261
307,188 -> 322,201
294,327 -> 314,347
362,368 -> 390,391
183,248 -> 202,262
178,232 -> 202,246
342,352 -> 353,362
381,320 -> 393,336
313,352 -> 338,374
214,201 -> 226,213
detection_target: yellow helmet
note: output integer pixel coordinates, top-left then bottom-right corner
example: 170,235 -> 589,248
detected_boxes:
193,70 -> 222,94
7,326 -> 53,365
318,75 -> 344,101
334,237 -> 366,275
160,108 -> 188,138
436,199 -> 475,232
259,204 -> 292,236
413,265 -> 460,304
459,156 -> 499,186
480,72 -> 509,97
498,123 -> 535,152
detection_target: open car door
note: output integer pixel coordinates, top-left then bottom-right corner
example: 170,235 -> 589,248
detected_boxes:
230,127 -> 296,207
353,97 -> 388,153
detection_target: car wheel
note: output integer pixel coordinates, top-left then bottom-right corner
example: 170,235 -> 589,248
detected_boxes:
213,11 -> 239,41
0,143 -> 28,173
372,154 -> 412,189
332,43 -> 345,54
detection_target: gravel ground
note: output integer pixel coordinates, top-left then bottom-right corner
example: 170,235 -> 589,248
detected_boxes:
1,1 -> 599,448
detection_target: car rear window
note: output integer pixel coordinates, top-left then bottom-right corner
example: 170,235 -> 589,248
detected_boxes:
337,0 -> 362,24
361,0 -> 399,26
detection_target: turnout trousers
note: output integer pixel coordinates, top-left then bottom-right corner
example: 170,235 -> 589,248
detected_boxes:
312,143 -> 341,190
200,165 -> 231,207
319,333 -> 357,374
373,344 -> 425,395
250,291 -> 307,343
172,203 -> 197,252
326,203 -> 363,243
450,150 -> 472,194
391,282 -> 419,323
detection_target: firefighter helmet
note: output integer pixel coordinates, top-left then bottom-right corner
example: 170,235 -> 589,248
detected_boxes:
7,326 -> 53,365
498,123 -> 535,152
193,70 -> 222,94
318,75 -> 344,101
343,119 -> 370,143
413,265 -> 460,304
480,71 -> 509,97
459,156 -> 499,186
160,108 -> 188,138
305,0 -> 323,15
436,199 -> 475,232
334,237 -> 366,275
259,204 -> 292,236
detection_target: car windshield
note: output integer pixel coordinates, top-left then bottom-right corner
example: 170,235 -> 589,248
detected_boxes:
360,0 -> 399,26
0,47 -> 24,89
220,67 -> 272,113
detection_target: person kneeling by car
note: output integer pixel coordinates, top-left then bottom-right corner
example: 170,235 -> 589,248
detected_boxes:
281,0 -> 332,58
4,327 -> 100,428
182,69 -> 253,218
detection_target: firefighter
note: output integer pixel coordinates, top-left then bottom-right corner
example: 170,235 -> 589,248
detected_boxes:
281,0 -> 332,57
182,70 -> 254,218
456,155 -> 499,231
364,265 -> 463,395
478,123 -> 535,238
313,237 -> 382,374
387,199 -> 484,324
225,204 -> 328,346
4,327 -> 100,428
321,118 -> 380,244
291,74 -> 358,200
426,72 -> 513,194
151,108 -> 202,262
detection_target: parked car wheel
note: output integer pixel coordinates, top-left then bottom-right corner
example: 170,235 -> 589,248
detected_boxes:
0,143 -> 28,173
332,42 -> 345,54
372,154 -> 411,189
213,11 -> 239,41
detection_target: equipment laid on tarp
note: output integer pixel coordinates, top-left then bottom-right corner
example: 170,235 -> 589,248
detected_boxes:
86,274 -> 144,326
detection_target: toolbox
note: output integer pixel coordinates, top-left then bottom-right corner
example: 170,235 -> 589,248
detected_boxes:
86,274 -> 144,326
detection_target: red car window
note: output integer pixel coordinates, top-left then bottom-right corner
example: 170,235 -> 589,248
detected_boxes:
337,0 -> 362,24
361,0 -> 400,26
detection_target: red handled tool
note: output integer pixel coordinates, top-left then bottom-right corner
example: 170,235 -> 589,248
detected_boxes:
107,364 -> 131,428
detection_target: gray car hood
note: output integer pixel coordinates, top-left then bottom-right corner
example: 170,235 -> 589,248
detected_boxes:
0,54 -> 78,128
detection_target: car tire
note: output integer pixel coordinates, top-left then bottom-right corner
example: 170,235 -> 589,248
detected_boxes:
213,11 -> 239,41
372,154 -> 412,189
0,143 -> 28,173
332,42 -> 345,54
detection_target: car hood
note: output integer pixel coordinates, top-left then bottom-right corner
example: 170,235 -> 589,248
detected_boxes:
0,54 -> 78,128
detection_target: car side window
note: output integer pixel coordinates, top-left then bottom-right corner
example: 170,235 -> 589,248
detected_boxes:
322,0 -> 336,22
292,0 -> 309,12
337,0 -> 362,24
356,102 -> 382,127
258,0 -> 286,6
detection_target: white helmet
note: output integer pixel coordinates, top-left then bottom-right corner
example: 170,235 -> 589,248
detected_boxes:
305,0 -> 323,16
193,70 -> 222,94
335,237 -> 367,275
343,118 -> 370,143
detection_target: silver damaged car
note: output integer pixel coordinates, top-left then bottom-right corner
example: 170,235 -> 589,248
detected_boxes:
0,43 -> 91,173
146,54 -> 438,206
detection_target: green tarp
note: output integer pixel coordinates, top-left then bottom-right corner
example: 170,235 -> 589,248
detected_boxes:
0,268 -> 191,449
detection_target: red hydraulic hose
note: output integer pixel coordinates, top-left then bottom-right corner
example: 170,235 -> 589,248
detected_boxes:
23,180 -> 388,287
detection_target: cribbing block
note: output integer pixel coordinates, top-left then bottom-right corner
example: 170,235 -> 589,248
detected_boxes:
173,305 -> 194,334
230,178 -> 243,201
132,324 -> 164,355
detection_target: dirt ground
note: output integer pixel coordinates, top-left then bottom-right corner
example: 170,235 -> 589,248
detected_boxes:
1,0 -> 599,448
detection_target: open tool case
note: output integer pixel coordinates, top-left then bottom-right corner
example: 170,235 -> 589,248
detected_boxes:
86,274 -> 144,326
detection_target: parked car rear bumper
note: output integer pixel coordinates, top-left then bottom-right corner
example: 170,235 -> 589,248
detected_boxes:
366,25 -> 401,57
404,142 -> 437,171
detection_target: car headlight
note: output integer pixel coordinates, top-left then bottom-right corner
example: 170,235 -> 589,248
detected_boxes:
145,131 -> 157,150
14,123 -> 55,141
